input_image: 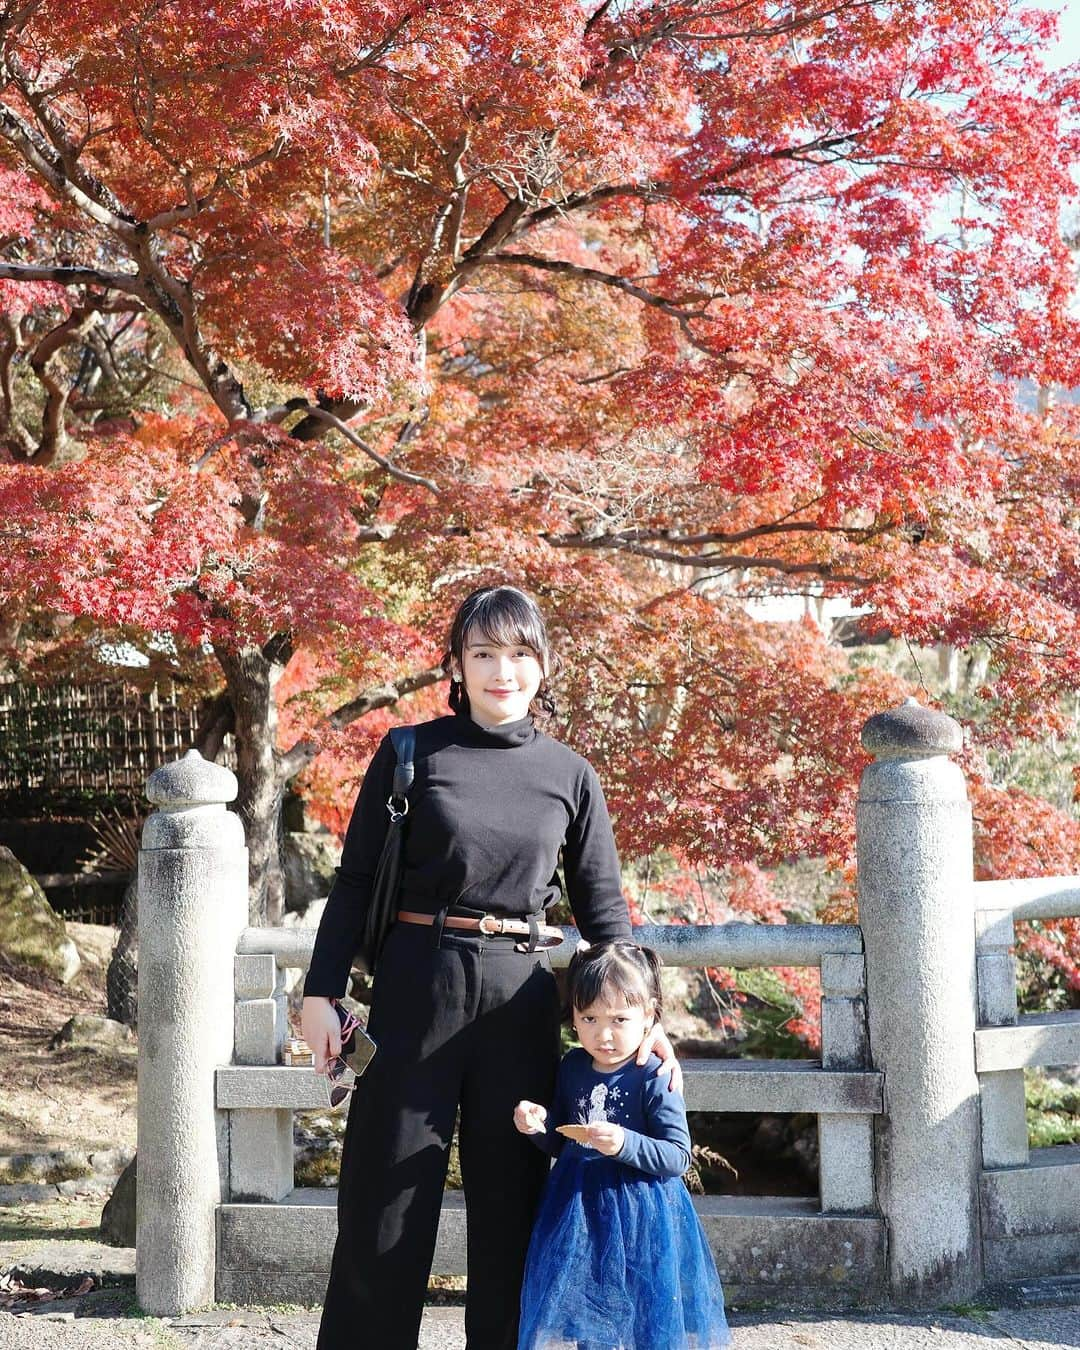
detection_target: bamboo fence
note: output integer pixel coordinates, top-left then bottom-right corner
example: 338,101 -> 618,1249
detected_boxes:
0,679 -> 235,794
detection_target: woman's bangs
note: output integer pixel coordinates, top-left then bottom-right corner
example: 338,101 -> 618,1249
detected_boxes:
466,594 -> 545,656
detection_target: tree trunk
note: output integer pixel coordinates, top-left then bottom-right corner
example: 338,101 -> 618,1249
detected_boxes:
214,644 -> 288,925
106,875 -> 138,1028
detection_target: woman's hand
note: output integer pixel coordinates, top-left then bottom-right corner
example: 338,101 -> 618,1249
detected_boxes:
586,1122 -> 625,1156
514,1101 -> 548,1135
302,996 -> 342,1075
637,1022 -> 683,1095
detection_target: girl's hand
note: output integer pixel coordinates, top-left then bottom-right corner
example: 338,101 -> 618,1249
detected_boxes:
586,1123 -> 625,1156
514,1101 -> 548,1135
638,1022 -> 683,1095
301,996 -> 342,1076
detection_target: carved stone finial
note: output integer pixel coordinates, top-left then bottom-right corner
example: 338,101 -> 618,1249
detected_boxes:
146,749 -> 238,809
861,697 -> 963,760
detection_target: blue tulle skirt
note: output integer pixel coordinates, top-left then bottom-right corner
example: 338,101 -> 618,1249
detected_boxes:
518,1151 -> 731,1350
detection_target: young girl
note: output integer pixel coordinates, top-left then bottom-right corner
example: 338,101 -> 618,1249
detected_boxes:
514,941 -> 731,1350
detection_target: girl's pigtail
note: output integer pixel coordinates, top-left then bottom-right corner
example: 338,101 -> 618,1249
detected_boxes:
636,943 -> 664,1021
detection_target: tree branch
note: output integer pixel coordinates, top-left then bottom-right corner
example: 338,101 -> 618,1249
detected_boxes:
0,83 -> 253,425
473,251 -> 739,359
4,48 -> 140,229
193,689 -> 235,762
27,303 -> 101,464
277,664 -> 446,782
548,518 -> 891,548
584,0 -> 618,36
545,531 -> 870,582
668,0 -> 880,44
0,260 -> 146,295
0,315 -> 33,455
511,182 -> 673,238
0,100 -> 136,238
281,404 -> 439,494
143,136 -> 288,233
335,8 -> 417,76
480,249 -> 704,312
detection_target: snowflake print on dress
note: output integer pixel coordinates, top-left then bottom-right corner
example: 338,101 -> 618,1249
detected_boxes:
575,1081 -> 626,1126
575,1083 -> 609,1124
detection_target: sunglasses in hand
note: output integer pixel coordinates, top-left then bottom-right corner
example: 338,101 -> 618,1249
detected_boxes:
326,1000 -> 377,1109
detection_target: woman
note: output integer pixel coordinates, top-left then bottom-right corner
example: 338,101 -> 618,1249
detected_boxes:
302,584 -> 681,1349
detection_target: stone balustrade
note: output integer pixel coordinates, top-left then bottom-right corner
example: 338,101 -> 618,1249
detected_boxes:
135,702 -> 1080,1316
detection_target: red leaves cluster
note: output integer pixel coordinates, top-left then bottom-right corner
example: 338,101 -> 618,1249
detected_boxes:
0,1 -> 1077,1016
968,775 -> 1080,998
0,417 -> 422,657
196,225 -> 421,403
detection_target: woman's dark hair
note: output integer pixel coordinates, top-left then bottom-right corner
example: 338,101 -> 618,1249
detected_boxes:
443,584 -> 558,717
566,941 -> 664,1020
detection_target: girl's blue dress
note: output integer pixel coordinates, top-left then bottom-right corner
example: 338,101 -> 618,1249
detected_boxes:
519,1049 -> 731,1350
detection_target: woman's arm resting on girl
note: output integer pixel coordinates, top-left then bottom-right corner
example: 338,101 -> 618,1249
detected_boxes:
638,1022 -> 683,1095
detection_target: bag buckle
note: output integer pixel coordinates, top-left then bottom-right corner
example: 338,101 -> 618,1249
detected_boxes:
385,794 -> 409,822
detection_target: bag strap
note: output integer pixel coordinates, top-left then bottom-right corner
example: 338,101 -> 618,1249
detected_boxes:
388,725 -> 415,802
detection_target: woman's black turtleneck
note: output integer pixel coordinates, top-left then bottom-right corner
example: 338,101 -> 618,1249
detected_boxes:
304,709 -> 632,997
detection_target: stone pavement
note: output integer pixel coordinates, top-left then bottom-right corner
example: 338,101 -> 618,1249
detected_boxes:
3,1293 -> 1080,1349
2,1242 -> 1079,1349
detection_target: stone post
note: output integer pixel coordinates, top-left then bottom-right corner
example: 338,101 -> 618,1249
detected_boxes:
818,952 -> 875,1213
975,907 -> 1027,1168
230,952 -> 293,1201
857,698 -> 982,1304
136,749 -> 248,1315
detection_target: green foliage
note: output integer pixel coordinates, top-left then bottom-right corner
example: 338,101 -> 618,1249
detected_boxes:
292,1151 -> 340,1187
1015,932 -> 1080,1017
768,858 -> 840,924
1025,1070 -> 1080,1149
730,969 -> 817,1060
942,1303 -> 993,1322
943,684 -> 1080,816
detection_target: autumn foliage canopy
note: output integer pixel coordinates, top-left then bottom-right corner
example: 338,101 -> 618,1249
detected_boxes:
0,1 -> 1078,1003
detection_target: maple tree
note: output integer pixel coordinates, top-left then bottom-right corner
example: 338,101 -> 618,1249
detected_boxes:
0,0 -> 1077,984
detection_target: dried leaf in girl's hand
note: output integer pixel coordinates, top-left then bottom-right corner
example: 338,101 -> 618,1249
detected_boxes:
556,1124 -> 591,1143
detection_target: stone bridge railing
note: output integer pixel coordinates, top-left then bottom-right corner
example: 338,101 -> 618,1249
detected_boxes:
133,699 -> 1080,1315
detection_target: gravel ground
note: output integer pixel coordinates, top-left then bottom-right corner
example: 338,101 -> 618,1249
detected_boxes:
2,1293 -> 1080,1349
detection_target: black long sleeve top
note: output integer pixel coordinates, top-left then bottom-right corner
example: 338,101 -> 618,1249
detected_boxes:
304,709 -> 632,997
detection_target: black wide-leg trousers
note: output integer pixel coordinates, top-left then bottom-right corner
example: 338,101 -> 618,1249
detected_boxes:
316,920 -> 561,1350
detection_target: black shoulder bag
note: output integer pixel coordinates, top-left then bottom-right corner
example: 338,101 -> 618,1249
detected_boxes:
355,724 -> 415,975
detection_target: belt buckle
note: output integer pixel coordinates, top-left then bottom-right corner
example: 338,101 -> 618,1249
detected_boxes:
478,914 -> 503,936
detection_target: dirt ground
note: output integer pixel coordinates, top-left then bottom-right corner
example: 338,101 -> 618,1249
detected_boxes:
0,1194 -> 105,1244
0,924 -> 136,1156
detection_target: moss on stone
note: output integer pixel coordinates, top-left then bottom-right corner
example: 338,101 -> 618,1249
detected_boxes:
0,1156 -> 94,1184
0,846 -> 80,984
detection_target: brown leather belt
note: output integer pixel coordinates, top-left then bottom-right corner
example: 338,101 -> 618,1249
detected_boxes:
396,910 -> 564,950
